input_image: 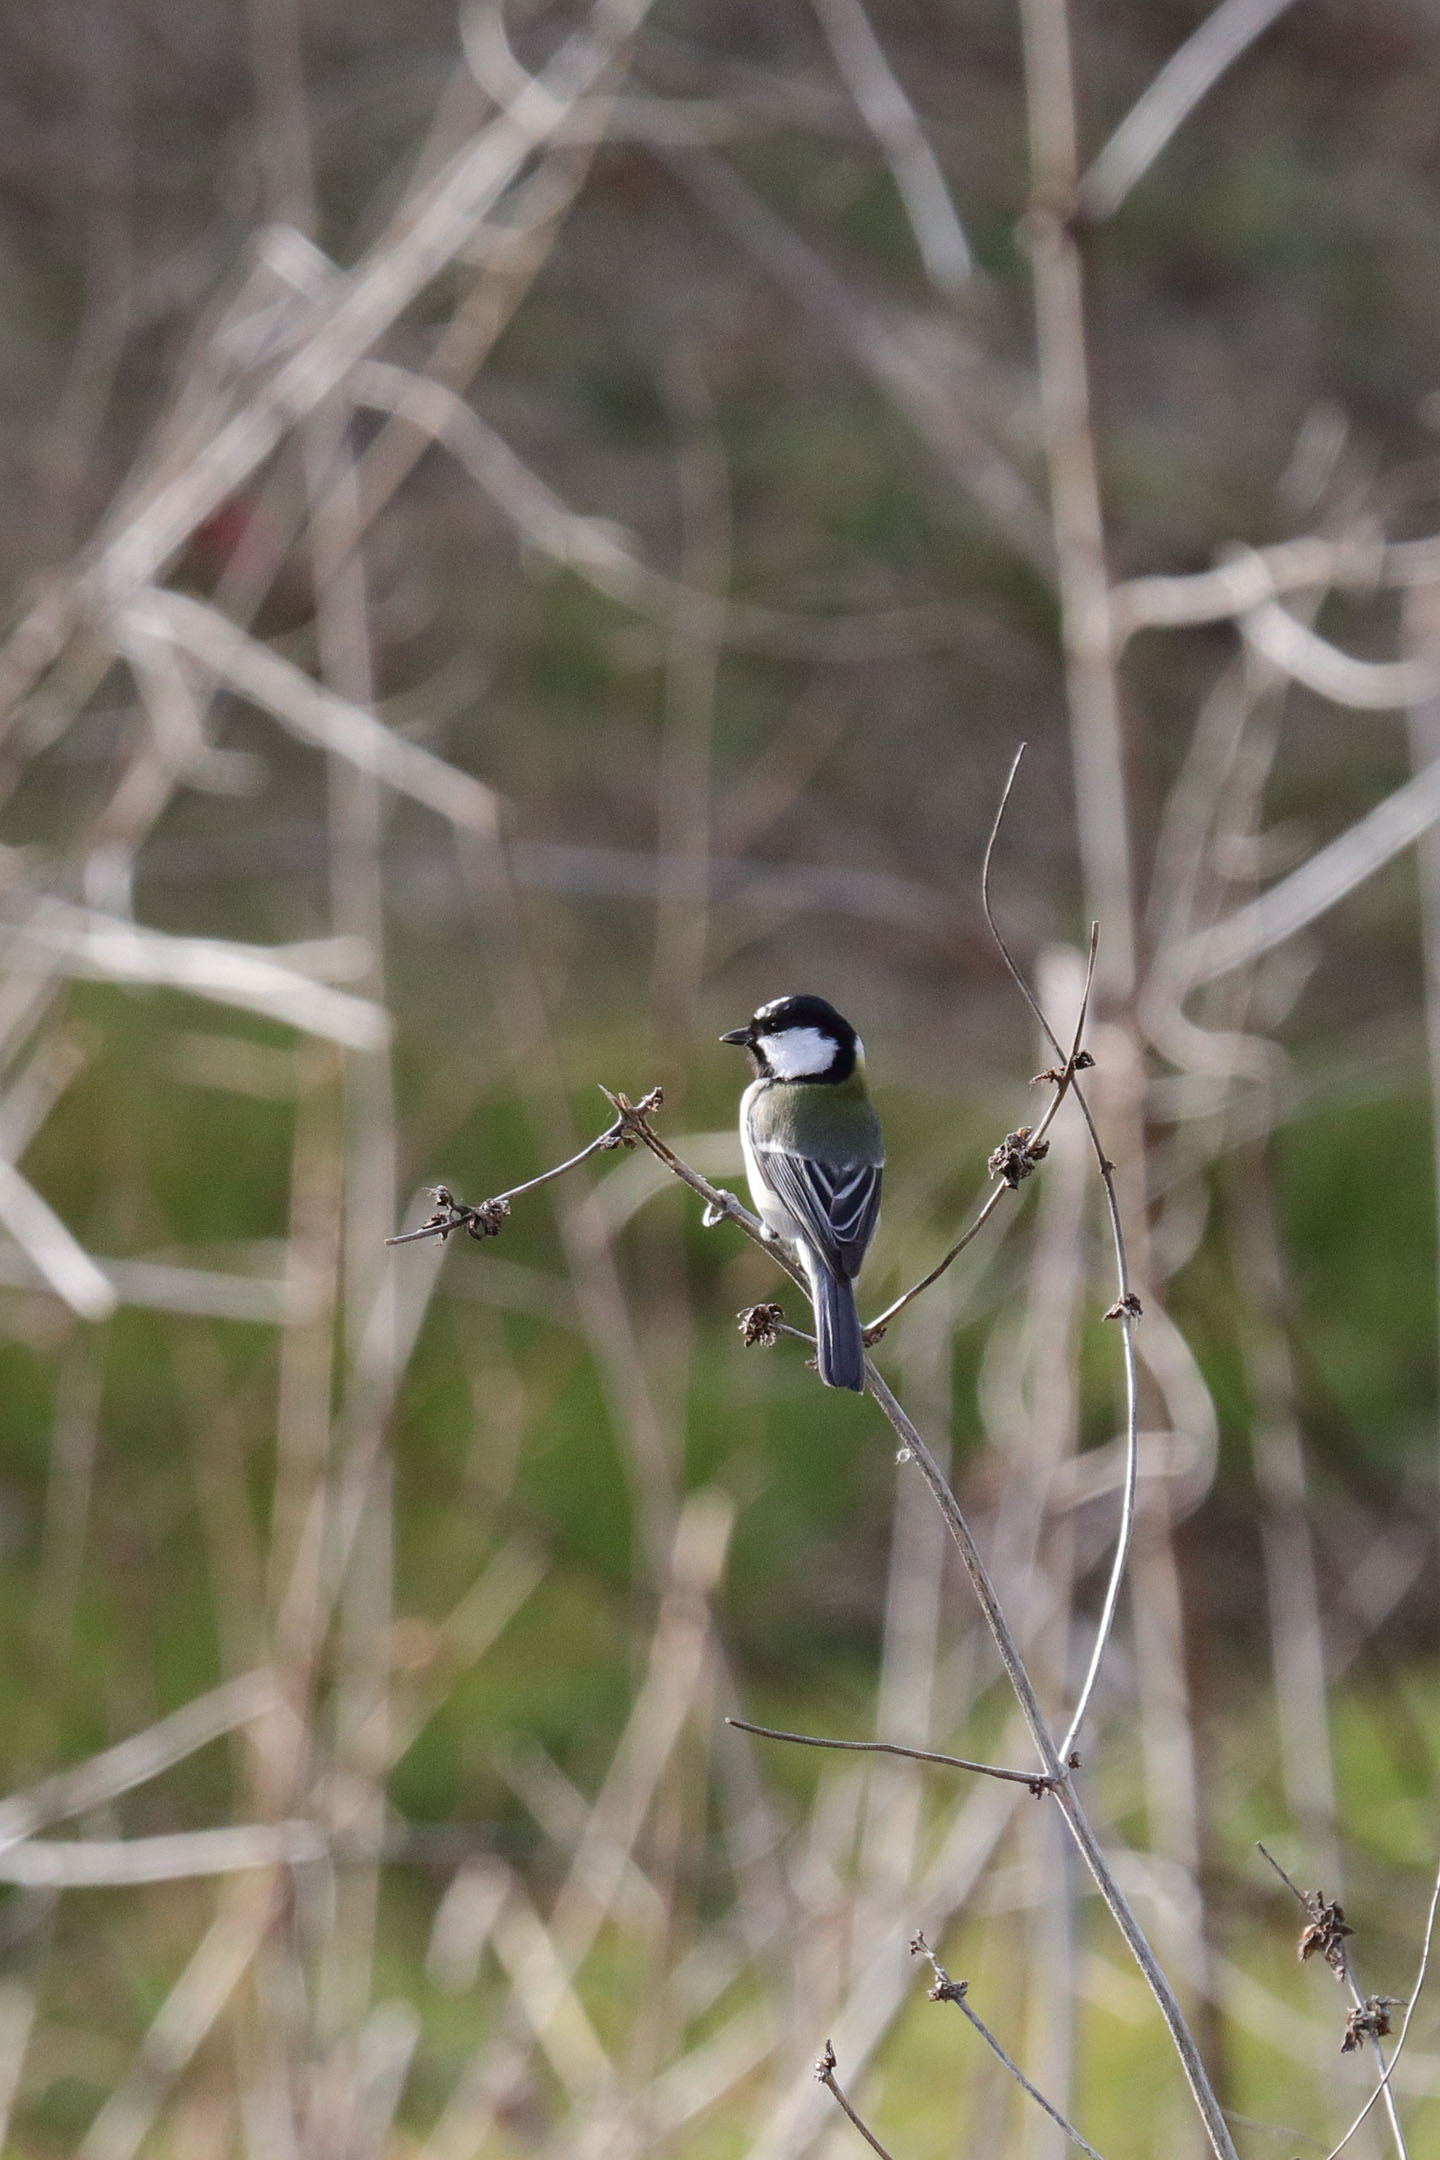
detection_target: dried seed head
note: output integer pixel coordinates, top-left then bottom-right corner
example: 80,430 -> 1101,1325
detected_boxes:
1341,1997 -> 1400,2053
738,1301 -> 784,1348
1298,1893 -> 1354,1978
988,1126 -> 1048,1189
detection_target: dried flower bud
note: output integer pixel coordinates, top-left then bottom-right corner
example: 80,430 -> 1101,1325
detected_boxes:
738,1302 -> 784,1348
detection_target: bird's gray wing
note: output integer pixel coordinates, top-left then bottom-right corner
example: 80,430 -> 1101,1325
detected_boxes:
756,1148 -> 882,1283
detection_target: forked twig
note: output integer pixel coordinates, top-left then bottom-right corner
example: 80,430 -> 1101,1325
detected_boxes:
975,746 -> 1141,1758
726,1716 -> 1056,1792
391,1075 -> 1228,2156
911,1933 -> 1108,2160
863,757 -> 1098,1340
384,1093 -> 664,1245
859,1358 -> 1229,2157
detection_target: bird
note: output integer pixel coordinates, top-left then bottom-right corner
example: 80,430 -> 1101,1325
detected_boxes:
720,993 -> 884,1391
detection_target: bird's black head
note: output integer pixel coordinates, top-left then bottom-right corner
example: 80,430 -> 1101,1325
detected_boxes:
720,993 -> 859,1083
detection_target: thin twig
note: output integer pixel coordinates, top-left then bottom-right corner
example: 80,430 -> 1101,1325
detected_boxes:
976,750 -> 1141,1760
725,1717 -> 1055,1791
911,1933 -> 1108,2160
814,2041 -> 899,2160
863,771 -> 1099,1340
1323,1857 -> 1440,2160
861,1361 -> 1234,2160
1258,1844 -> 1413,2160
384,1106 -> 655,1244
862,1179 -> 1011,1340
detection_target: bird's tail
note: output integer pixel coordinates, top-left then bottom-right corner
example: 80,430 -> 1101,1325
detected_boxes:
809,1262 -> 866,1391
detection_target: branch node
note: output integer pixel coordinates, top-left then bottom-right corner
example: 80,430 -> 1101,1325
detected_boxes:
815,2039 -> 838,2082
392,1185 -> 511,1244
597,1083 -> 665,1147
1031,1048 -> 1096,1084
910,1929 -> 967,2001
1103,1291 -> 1143,1321
738,1301 -> 784,1348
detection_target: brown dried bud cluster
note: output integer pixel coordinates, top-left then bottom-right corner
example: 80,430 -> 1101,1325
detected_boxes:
418,1187 -> 511,1241
738,1302 -> 784,1348
988,1126 -> 1049,1189
464,1196 -> 511,1238
909,1930 -> 967,2003
1297,1892 -> 1354,1978
1341,1996 -> 1400,2053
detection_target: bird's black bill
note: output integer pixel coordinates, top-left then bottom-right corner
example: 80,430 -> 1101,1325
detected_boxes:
719,1027 -> 752,1046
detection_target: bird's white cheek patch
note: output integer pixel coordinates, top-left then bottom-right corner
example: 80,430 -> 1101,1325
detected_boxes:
764,1027 -> 838,1079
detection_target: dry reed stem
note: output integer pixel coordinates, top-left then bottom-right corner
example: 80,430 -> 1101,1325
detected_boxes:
1079,0 -> 1301,221
0,1672 -> 282,1854
78,1873 -> 283,2160
808,0 -> 970,292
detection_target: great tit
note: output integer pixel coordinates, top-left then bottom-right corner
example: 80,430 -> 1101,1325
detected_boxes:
721,994 -> 883,1391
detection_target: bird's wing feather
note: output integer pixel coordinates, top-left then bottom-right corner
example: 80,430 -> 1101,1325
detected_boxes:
756,1146 -> 881,1283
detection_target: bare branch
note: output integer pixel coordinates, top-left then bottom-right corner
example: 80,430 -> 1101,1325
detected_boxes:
1323,1857 -> 1440,2159
809,0 -> 971,292
666,146 -> 1055,575
861,1371 -> 1230,2158
726,1717 -> 1055,1791
815,2041 -> 900,2160
1079,0 -> 1301,223
1168,754 -> 1440,989
867,911 -> 1105,1330
349,359 -> 976,663
976,750 -> 1141,1760
911,1933 -> 1108,2160
0,1821 -> 327,1886
0,1671 -> 281,1853
1241,599 -> 1440,711
385,1100 -> 663,1245
122,588 -> 501,832
862,1179 -> 1013,1339
0,893 -> 388,1050
0,1159 -> 117,1320
1259,1844 -> 1416,2160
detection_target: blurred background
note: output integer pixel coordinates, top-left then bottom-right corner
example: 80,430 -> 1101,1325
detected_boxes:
0,0 -> 1436,2153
